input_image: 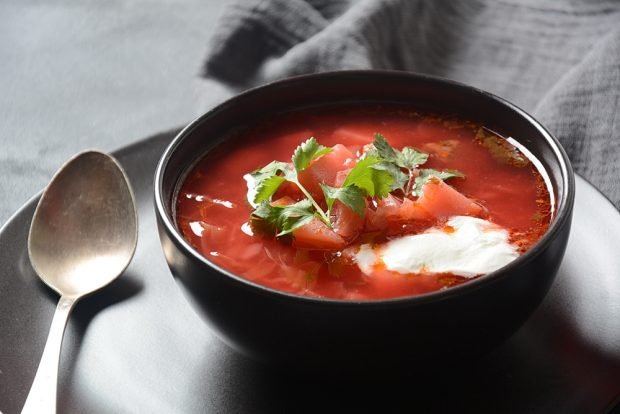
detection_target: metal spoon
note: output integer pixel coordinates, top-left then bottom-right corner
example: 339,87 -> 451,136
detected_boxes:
22,151 -> 138,414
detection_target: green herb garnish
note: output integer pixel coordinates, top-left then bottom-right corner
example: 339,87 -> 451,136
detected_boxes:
320,183 -> 366,216
250,161 -> 289,205
342,156 -> 394,198
247,134 -> 464,237
373,133 -> 431,195
248,138 -> 334,229
374,133 -> 429,171
413,169 -> 464,196
251,199 -> 315,237
293,137 -> 333,171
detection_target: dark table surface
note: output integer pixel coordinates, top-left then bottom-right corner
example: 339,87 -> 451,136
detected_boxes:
0,0 -> 228,226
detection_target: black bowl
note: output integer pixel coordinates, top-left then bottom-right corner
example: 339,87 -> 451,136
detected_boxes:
154,71 -> 574,376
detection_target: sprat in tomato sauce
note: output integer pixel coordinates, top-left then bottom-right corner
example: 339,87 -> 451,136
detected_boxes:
176,105 -> 552,300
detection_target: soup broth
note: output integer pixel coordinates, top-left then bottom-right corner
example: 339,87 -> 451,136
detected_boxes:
176,105 -> 552,300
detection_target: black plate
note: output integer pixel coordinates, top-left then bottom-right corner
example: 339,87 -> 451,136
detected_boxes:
1,131 -> 619,414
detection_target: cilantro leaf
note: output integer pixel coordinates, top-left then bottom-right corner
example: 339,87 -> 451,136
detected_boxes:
250,199 -> 316,237
420,168 -> 464,182
246,161 -> 290,206
275,206 -> 316,237
249,201 -> 280,235
371,161 -> 408,192
250,160 -> 289,181
399,147 -> 429,170
292,137 -> 332,171
320,183 -> 366,216
413,169 -> 464,196
343,156 -> 394,198
372,133 -> 432,196
373,133 -> 399,162
253,175 -> 286,204
373,133 -> 428,170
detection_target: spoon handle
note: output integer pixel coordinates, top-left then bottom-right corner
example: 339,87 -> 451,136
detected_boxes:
22,296 -> 76,414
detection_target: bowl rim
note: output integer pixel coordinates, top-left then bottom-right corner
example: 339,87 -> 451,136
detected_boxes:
154,69 -> 575,307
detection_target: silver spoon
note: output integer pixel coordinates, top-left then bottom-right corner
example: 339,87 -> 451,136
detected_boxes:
22,151 -> 138,414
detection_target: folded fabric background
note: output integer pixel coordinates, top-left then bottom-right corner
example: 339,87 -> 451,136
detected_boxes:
200,0 -> 620,208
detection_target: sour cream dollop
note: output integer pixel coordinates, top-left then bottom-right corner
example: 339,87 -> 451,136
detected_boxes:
355,216 -> 519,278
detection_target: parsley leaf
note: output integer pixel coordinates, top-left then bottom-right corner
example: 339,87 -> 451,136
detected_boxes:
320,183 -> 366,216
413,169 -> 464,196
292,137 -> 332,171
342,156 -> 394,198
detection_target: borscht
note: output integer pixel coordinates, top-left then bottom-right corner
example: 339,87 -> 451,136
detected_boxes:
176,105 -> 552,300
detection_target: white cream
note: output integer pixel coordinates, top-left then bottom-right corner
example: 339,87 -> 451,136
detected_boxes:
355,216 -> 518,278
243,173 -> 258,208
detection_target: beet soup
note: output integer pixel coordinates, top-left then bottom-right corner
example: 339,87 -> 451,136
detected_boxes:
176,105 -> 552,300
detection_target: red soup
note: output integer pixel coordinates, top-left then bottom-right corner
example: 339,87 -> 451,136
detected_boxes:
176,105 -> 552,300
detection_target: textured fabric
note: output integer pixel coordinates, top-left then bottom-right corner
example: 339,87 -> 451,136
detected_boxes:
200,0 -> 620,208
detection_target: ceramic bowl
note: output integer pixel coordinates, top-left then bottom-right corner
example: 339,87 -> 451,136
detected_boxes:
154,71 -> 575,376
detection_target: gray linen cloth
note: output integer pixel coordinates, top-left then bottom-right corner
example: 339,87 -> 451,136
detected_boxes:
200,0 -> 620,208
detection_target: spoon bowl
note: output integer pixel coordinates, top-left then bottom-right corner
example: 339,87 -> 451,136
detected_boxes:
28,151 -> 138,297
22,151 -> 138,413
